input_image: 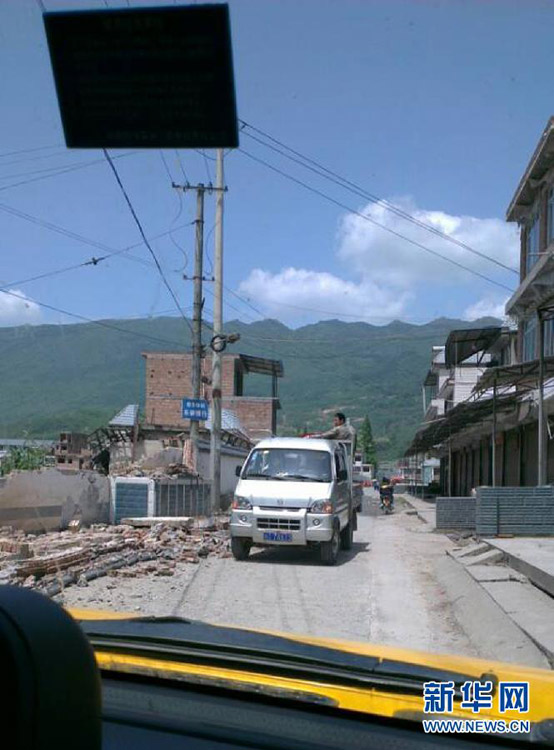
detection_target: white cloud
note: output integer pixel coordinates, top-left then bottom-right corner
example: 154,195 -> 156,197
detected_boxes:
464,297 -> 508,322
337,198 -> 519,286
0,289 -> 42,326
238,198 -> 519,325
238,268 -> 410,324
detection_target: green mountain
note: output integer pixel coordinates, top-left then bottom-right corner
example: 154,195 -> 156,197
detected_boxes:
0,315 -> 500,460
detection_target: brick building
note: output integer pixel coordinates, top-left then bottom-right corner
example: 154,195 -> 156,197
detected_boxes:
142,352 -> 284,442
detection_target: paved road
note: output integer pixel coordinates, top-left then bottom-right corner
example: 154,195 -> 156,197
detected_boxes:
63,493 -> 547,666
172,494 -> 477,655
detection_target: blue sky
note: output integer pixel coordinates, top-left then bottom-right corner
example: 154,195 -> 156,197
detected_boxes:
1,0 -> 553,329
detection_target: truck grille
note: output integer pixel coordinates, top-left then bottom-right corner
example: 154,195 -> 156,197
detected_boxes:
257,518 -> 301,531
262,505 -> 302,511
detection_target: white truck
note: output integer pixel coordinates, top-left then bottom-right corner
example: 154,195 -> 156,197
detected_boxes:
229,437 -> 359,565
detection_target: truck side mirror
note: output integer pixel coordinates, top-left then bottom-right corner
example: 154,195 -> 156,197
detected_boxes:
235,465 -> 242,477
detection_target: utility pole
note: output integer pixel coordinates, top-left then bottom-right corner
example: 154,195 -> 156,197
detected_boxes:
173,177 -> 227,493
190,185 -> 205,458
210,149 -> 224,514
538,309 -> 547,486
491,375 -> 497,487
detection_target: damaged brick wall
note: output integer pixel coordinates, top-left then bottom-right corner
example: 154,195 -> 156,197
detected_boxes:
142,352 -> 277,439
226,398 -> 276,441
144,353 -> 241,424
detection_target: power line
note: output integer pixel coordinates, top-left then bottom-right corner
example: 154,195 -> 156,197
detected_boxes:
0,156 -> 124,182
229,295 -> 433,324
159,152 -> 190,271
0,144 -> 61,160
238,147 -> 515,294
0,288 -> 189,348
240,120 -> 519,276
201,149 -> 212,182
175,150 -> 189,182
196,149 -> 216,161
0,201 -> 117,253
204,285 -> 259,325
0,150 -> 140,194
159,150 -> 174,182
224,285 -> 265,319
203,222 -> 217,276
0,222 -> 191,290
1,283 -> 476,364
1,258 -> 107,291
0,147 -> 67,169
103,148 -> 194,335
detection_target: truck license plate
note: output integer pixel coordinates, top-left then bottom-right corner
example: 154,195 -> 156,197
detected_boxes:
263,532 -> 293,542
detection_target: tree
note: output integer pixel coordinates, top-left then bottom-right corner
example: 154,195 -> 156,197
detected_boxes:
358,415 -> 377,469
0,445 -> 48,476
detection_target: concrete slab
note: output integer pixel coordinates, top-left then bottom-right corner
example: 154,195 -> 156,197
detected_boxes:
481,580 -> 554,662
485,538 -> 554,598
436,556 -> 550,669
463,549 -> 505,567
120,516 -> 195,528
467,564 -> 527,583
400,494 -> 436,528
450,542 -> 490,559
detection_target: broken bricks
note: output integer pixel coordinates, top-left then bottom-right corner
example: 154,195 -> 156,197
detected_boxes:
0,515 -> 230,594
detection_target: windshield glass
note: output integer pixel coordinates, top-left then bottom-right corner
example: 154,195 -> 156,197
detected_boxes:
242,448 -> 332,482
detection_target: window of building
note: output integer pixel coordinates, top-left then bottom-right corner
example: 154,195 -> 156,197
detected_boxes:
548,187 -> 554,245
522,316 -> 537,361
526,213 -> 540,273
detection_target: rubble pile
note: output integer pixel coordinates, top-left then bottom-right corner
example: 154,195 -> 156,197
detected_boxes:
111,462 -> 194,478
0,517 -> 230,596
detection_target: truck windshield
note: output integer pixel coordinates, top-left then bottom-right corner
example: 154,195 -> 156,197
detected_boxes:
242,449 -> 332,482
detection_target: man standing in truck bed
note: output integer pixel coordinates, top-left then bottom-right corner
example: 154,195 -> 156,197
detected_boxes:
317,412 -> 357,452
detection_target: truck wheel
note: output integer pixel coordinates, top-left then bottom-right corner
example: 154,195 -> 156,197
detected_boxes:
320,524 -> 340,565
341,516 -> 354,550
231,537 -> 251,561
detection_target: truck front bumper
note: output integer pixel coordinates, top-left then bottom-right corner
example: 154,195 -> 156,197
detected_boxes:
230,507 -> 335,545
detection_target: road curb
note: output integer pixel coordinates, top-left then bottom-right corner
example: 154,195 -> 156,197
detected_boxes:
445,542 -> 554,668
400,494 -> 437,528
435,555 -> 550,669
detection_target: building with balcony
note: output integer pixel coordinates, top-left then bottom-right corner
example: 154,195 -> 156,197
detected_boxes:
505,116 -> 554,338
406,119 -> 554,493
407,327 -> 516,495
422,346 -> 447,423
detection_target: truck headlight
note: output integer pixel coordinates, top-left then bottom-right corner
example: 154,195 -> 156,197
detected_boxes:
310,500 -> 333,514
232,497 -> 252,510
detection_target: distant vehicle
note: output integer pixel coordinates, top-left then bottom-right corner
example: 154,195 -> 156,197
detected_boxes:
380,479 -> 394,514
230,437 -> 358,565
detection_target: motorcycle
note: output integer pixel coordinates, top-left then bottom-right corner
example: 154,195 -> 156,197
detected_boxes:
379,486 -> 394,514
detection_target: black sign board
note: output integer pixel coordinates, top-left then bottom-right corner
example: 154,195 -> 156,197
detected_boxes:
43,4 -> 238,149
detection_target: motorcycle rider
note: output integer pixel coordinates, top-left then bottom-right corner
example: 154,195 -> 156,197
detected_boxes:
379,476 -> 394,510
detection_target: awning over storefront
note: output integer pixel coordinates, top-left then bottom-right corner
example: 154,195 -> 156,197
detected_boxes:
238,354 -> 284,378
405,393 -> 518,455
473,356 -> 554,394
444,327 -> 502,368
